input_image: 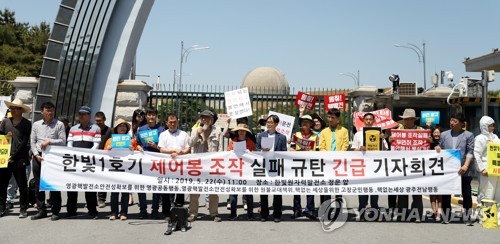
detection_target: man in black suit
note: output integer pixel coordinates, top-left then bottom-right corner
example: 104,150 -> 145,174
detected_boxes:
256,114 -> 288,223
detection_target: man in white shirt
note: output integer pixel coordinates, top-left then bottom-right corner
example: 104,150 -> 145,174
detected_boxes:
158,114 -> 190,221
352,112 -> 387,221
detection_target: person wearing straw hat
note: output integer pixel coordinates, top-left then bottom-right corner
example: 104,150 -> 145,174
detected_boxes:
0,98 -> 31,218
389,108 -> 424,223
104,118 -> 140,221
290,114 -> 318,220
227,123 -> 255,220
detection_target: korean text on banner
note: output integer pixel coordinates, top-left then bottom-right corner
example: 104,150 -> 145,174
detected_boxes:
268,111 -> 295,140
111,134 -> 131,149
391,129 -> 430,151
224,88 -> 252,119
294,91 -> 317,110
353,108 -> 399,131
487,142 -> 500,176
41,146 -> 462,195
0,135 -> 12,168
324,94 -> 345,110
138,129 -> 158,145
421,111 -> 440,126
363,127 -> 382,151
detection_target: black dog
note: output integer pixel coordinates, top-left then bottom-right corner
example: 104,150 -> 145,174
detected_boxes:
164,207 -> 189,235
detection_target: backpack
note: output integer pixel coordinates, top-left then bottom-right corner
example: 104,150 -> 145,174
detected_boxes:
164,207 -> 189,235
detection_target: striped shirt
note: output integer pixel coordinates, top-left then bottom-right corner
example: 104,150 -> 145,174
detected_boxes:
67,123 -> 101,149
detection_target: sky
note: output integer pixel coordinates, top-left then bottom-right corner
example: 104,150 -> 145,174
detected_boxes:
3,0 -> 500,91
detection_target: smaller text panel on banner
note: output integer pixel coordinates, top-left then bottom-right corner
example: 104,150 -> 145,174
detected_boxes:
224,88 -> 252,119
268,111 -> 295,140
487,142 -> 500,176
41,146 -> 461,195
294,91 -> 317,110
391,129 -> 430,151
0,135 -> 12,168
324,94 -> 345,110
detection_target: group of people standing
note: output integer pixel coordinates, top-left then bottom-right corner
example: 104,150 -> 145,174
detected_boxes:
1,97 -> 499,226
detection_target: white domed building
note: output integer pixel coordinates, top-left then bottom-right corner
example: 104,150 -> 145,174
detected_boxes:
241,67 -> 290,94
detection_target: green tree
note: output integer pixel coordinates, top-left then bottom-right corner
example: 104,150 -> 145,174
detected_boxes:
488,89 -> 500,98
0,65 -> 27,95
0,8 -> 49,93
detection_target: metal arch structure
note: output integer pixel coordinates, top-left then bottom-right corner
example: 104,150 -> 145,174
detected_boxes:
35,0 -> 154,125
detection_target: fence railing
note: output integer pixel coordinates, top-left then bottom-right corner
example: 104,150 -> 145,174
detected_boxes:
148,85 -> 351,134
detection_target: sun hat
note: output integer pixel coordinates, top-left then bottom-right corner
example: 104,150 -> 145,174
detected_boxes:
231,123 -> 253,134
399,108 -> 419,119
4,98 -> 31,113
299,115 -> 314,124
113,118 -> 131,133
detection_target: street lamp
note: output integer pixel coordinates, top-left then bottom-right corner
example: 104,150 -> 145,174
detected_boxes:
393,41 -> 427,90
178,41 -> 209,92
339,70 -> 360,87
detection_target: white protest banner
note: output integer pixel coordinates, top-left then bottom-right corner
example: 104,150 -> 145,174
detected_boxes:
0,96 -> 11,118
268,111 -> 295,140
41,146 -> 461,195
224,87 -> 252,119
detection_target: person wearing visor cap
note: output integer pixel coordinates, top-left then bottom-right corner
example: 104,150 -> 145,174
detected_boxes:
66,105 -> 101,219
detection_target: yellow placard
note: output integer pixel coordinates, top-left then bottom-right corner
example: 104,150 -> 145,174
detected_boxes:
0,135 -> 12,168
363,127 -> 381,151
487,142 -> 500,176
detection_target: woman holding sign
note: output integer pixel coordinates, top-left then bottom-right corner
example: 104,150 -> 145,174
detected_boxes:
227,124 -> 255,220
104,118 -> 140,221
474,116 -> 500,223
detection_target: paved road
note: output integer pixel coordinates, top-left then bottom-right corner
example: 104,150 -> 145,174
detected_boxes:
2,193 -> 500,243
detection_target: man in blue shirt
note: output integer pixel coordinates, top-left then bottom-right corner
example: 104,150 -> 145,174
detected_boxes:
136,107 -> 165,219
